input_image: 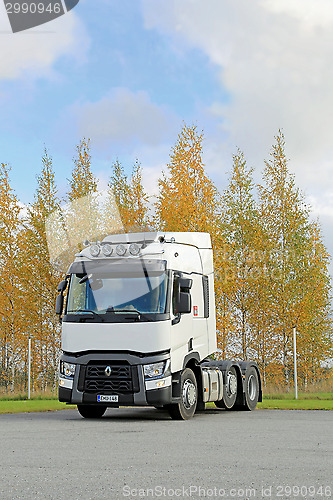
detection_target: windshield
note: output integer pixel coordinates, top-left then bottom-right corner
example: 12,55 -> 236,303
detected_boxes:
65,259 -> 169,321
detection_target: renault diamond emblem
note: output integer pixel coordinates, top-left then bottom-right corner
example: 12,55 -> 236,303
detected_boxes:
105,366 -> 112,377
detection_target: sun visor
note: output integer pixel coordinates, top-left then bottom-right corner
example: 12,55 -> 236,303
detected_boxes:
68,259 -> 167,277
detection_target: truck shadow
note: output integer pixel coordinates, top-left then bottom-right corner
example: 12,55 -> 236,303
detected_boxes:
71,406 -> 228,422
102,407 -> 172,421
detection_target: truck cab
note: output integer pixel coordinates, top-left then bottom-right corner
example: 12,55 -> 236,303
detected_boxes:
57,232 -> 261,419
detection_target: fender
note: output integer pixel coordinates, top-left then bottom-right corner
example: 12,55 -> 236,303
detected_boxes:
182,351 -> 201,370
200,358 -> 242,379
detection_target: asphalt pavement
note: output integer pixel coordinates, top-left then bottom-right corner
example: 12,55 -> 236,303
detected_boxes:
0,407 -> 332,500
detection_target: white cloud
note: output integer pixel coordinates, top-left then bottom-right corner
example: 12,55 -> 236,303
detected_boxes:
0,4 -> 89,80
264,0 -> 333,28
18,201 -> 28,219
307,195 -> 333,274
96,170 -> 110,192
74,88 -> 179,150
141,0 -> 333,190
308,193 -> 333,219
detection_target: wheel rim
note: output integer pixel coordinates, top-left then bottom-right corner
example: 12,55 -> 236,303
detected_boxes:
182,379 -> 197,410
247,374 -> 257,401
226,371 -> 237,397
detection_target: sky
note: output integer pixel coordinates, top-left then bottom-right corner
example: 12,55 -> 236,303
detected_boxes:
1,0 -> 333,269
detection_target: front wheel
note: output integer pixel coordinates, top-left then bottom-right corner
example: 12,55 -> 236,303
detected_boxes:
77,405 -> 106,419
167,368 -> 197,420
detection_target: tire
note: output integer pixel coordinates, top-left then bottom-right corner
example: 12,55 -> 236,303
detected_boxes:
195,399 -> 205,412
215,366 -> 238,410
167,368 -> 197,420
243,367 -> 259,411
77,404 -> 107,419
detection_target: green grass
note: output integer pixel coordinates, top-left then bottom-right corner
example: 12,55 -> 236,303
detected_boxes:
205,392 -> 333,411
0,393 -> 58,401
0,400 -> 76,414
258,399 -> 333,410
262,391 -> 333,401
258,391 -> 333,410
257,391 -> 333,409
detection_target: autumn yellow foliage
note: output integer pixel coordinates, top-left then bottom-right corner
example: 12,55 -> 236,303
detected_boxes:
0,127 -> 332,392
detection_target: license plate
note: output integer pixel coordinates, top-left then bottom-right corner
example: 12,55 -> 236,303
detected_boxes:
97,395 -> 119,403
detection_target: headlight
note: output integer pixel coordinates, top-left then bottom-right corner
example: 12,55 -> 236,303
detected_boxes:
143,360 -> 170,379
60,361 -> 76,378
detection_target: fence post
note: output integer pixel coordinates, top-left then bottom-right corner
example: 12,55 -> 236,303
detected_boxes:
28,337 -> 31,400
293,326 -> 298,400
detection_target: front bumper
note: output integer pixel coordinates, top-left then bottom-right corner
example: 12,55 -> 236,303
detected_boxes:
59,351 -> 172,407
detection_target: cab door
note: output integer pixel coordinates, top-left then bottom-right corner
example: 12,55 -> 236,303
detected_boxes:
170,272 -> 194,373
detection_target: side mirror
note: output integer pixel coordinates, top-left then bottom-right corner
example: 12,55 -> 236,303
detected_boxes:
176,292 -> 192,314
57,280 -> 68,293
172,274 -> 192,324
178,277 -> 192,290
55,294 -> 64,315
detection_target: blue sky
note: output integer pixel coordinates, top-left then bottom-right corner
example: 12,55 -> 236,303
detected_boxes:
0,0 -> 225,202
1,0 -> 333,264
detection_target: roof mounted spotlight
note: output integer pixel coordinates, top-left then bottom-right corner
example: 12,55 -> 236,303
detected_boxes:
90,244 -> 100,257
170,237 -> 175,243
102,244 -> 113,256
83,240 -> 90,247
129,243 -> 140,256
116,244 -> 126,256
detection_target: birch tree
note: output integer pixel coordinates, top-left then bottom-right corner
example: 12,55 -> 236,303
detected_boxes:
154,124 -> 228,354
220,150 -> 262,360
0,165 -> 24,391
22,150 -> 62,390
258,131 -> 331,386
109,159 -> 149,231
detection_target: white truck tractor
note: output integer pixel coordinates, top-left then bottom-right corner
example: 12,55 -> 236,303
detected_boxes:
56,232 -> 262,420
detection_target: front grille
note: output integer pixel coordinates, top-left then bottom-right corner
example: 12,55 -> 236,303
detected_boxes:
86,365 -> 131,379
83,363 -> 138,394
85,379 -> 132,392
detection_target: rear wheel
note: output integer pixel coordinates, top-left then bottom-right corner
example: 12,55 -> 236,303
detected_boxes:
243,367 -> 259,410
215,366 -> 238,410
167,368 -> 197,420
77,404 -> 107,419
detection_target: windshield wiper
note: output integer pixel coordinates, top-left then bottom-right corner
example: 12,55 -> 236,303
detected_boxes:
67,309 -> 105,321
106,307 -> 152,321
